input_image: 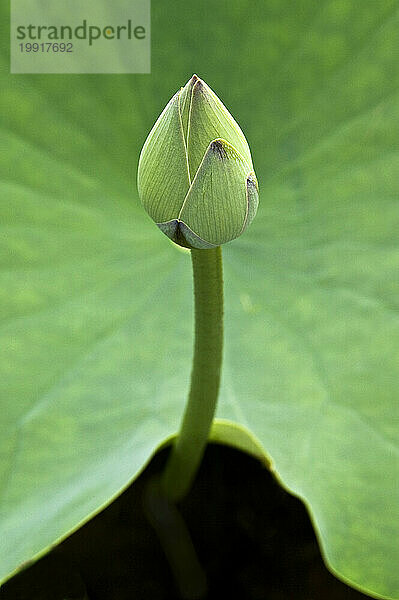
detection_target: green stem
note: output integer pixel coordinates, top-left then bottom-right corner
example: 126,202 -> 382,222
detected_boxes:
161,246 -> 224,502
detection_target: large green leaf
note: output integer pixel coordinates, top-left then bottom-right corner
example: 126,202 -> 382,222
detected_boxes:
1,1 -> 399,598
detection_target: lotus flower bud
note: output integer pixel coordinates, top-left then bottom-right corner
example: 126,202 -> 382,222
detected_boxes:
137,75 -> 259,249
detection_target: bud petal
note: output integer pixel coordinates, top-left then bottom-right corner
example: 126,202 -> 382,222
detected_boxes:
137,75 -> 259,249
183,75 -> 253,180
179,139 -> 258,247
137,92 -> 190,223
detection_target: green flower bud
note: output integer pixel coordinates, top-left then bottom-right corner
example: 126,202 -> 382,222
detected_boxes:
137,75 -> 259,249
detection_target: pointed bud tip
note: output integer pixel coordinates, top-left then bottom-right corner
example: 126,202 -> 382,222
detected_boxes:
187,74 -> 205,93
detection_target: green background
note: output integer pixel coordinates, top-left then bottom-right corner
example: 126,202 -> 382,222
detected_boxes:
1,1 -> 398,598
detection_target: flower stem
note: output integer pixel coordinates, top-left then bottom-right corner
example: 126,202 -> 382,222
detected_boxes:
161,246 -> 224,502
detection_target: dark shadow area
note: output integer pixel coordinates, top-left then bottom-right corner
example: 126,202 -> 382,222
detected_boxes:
1,444 -> 371,600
